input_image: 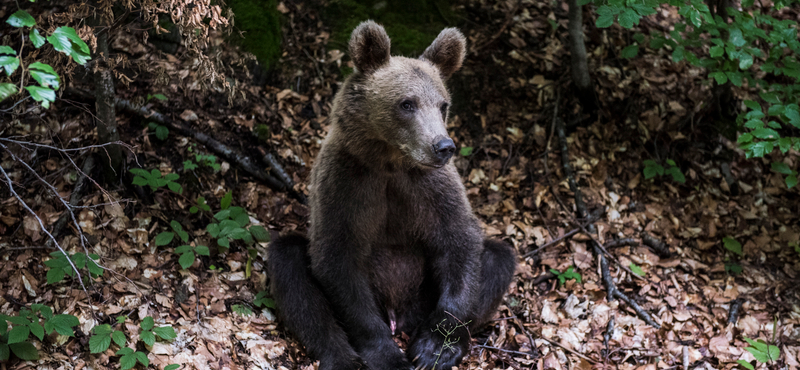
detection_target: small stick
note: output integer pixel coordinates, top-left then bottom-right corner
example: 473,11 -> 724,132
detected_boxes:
641,232 -> 670,257
728,298 -> 744,325
604,238 -> 638,249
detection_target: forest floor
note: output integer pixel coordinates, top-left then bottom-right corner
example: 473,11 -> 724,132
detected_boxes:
1,1 -> 799,370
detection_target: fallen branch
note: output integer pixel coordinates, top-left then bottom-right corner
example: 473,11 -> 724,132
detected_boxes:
521,208 -> 603,258
605,238 -> 638,249
641,232 -> 670,257
66,88 -> 307,204
728,298 -> 744,324
257,147 -> 299,196
554,117 -> 660,328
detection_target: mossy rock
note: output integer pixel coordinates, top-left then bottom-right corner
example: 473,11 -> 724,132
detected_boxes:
228,0 -> 282,69
321,0 -> 458,57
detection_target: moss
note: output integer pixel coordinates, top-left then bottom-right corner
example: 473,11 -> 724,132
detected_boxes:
254,124 -> 271,143
321,0 -> 458,57
228,0 -> 282,69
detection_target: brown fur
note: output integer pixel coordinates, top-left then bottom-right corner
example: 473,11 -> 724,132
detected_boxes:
268,21 -> 517,370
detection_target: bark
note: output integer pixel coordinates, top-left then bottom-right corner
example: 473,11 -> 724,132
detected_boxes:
91,12 -> 122,182
567,0 -> 597,116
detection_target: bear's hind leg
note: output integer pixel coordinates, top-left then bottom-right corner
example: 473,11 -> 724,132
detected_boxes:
472,239 -> 517,328
268,234 -> 364,370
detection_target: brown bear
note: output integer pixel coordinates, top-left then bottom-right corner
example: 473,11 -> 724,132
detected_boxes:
268,21 -> 517,370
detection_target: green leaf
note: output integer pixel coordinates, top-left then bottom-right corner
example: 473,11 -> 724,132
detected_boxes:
618,8 -> 638,29
786,174 -> 798,189
710,45 -> 724,58
24,85 -> 55,108
117,347 -> 134,355
155,232 -> 175,246
140,330 -> 156,346
178,252 -> 194,270
459,146 -> 473,156
739,53 -> 753,69
153,326 -> 177,340
194,245 -> 210,256
725,262 -> 742,275
666,167 -> 686,183
596,14 -> 614,28
737,360 -> 755,370
234,212 -> 250,228
0,55 -> 20,75
89,332 -> 112,353
723,237 -> 742,256
214,209 -> 231,221
167,182 -> 183,194
743,100 -> 761,111
620,44 -> 639,59
752,127 -> 779,139
141,316 -> 155,331
112,330 -> 127,347
217,237 -> 230,248
760,91 -> 781,104
7,10 -> 36,28
0,343 -> 8,361
120,353 -> 137,370
8,325 -> 30,344
30,29 -> 45,48
629,263 -> 645,276
46,268 -> 65,284
155,125 -> 169,140
136,351 -> 149,366
221,191 -> 233,210
0,83 -> 18,101
771,162 -> 793,175
249,225 -> 270,243
48,314 -> 79,336
726,72 -> 743,86
165,365 -> 181,370
28,62 -> 60,89
729,28 -> 746,47
28,321 -> 44,340
46,27 -> 91,65
150,93 -> 168,101
9,342 -> 38,360
207,223 -> 220,238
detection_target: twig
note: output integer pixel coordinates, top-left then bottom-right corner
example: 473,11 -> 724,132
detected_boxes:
641,232 -> 670,257
475,345 -> 535,358
45,156 -> 96,249
537,336 -> 598,364
522,208 -> 603,258
257,147 -> 297,193
604,238 -> 638,249
682,346 -> 689,370
728,298 -> 744,325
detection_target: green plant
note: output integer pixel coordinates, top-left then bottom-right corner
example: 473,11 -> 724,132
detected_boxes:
550,266 -> 582,286
194,153 -> 221,172
130,169 -> 183,194
232,304 -> 253,316
174,244 -> 210,270
44,251 -> 104,284
550,266 -> 581,285
206,191 -> 270,250
148,122 -> 169,140
629,263 -> 645,276
459,146 -> 473,156
1,9 -> 91,108
146,93 -> 168,102
0,305 -> 80,361
770,162 -> 798,189
736,336 -> 780,369
723,236 -> 743,275
89,316 -> 176,370
190,196 -> 211,214
643,159 -> 686,183
155,220 -> 189,246
253,291 -> 276,309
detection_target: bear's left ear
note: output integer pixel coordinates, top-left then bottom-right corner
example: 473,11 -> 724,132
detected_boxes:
420,28 -> 466,80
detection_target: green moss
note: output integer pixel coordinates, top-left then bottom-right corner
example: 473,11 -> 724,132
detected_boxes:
254,124 -> 271,142
228,0 -> 282,69
321,0 -> 458,57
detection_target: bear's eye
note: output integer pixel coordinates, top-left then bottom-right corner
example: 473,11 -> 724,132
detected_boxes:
400,100 -> 415,111
440,103 -> 449,119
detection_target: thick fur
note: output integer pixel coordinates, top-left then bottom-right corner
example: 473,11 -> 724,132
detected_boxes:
268,21 -> 517,370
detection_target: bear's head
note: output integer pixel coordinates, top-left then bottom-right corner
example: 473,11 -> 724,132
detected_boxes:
339,21 -> 466,170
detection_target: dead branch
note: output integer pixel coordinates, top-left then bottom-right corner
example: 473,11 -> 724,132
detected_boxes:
605,238 -> 638,249
728,298 -> 744,324
66,88 -> 307,204
521,208 -> 603,258
641,232 -> 670,257
257,147 -> 298,195
554,117 -> 660,328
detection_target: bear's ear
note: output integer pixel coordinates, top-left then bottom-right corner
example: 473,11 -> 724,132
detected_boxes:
349,20 -> 391,74
420,28 -> 466,80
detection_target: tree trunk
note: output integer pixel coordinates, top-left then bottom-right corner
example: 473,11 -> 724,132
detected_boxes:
708,0 -> 736,131
567,0 -> 597,117
91,11 -> 122,182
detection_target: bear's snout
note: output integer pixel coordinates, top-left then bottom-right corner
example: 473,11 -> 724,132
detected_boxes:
432,135 -> 456,165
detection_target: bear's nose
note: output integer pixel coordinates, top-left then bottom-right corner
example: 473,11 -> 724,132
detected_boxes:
432,137 -> 456,163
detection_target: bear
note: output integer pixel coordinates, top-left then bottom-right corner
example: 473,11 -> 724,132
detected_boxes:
268,21 -> 517,370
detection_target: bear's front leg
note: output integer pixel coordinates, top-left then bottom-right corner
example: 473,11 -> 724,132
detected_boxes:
409,222 -> 483,369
